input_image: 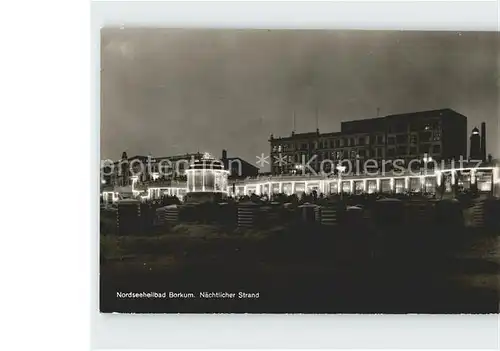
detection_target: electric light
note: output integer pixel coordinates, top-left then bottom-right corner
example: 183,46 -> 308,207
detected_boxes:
470,169 -> 476,184
493,166 -> 500,184
422,153 -> 433,163
124,163 -> 496,197
435,170 -> 442,186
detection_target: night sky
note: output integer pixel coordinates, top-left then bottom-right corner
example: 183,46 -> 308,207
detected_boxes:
101,29 -> 499,165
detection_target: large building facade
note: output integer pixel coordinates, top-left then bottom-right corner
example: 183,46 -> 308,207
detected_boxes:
269,108 -> 468,175
102,152 -> 204,188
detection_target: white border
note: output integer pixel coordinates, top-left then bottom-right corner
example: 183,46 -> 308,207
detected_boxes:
3,0 -> 90,350
91,1 -> 499,350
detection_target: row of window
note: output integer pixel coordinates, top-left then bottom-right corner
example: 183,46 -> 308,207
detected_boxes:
271,159 -> 438,175
272,135 -> 382,152
386,144 -> 441,157
382,132 -> 441,145
388,120 -> 442,133
272,143 -> 442,161
272,149 -> 393,165
273,131 -> 442,152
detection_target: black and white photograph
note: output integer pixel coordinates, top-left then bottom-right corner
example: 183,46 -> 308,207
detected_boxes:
99,28 -> 499,314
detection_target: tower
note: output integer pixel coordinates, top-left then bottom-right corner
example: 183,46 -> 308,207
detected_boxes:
221,149 -> 228,171
120,151 -> 129,186
481,122 -> 486,161
469,127 -> 481,161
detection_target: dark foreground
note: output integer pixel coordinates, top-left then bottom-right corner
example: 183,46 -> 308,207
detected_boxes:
100,225 -> 499,313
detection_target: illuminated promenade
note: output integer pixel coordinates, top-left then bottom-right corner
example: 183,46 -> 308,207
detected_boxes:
102,161 -> 500,203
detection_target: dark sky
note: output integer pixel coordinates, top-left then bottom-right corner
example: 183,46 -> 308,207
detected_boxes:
101,29 -> 499,163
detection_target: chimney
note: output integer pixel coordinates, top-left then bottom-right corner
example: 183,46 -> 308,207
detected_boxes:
222,149 -> 227,160
481,122 -> 486,161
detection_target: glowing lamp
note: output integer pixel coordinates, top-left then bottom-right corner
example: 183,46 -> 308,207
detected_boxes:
470,169 -> 476,185
493,166 -> 500,184
435,170 -> 442,186
202,152 -> 213,160
423,154 -> 433,163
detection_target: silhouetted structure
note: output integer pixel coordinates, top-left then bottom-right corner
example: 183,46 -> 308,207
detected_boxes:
221,149 -> 259,178
470,127 -> 481,161
481,122 -> 487,161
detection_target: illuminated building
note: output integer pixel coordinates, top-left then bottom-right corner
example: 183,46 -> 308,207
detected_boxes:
101,150 -> 257,203
183,153 -> 229,203
103,149 -> 258,189
225,163 -> 499,198
269,108 -> 468,175
101,162 -> 500,204
103,152 -> 205,188
185,154 -> 229,194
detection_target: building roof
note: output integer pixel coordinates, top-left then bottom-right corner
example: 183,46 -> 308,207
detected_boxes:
107,152 -> 204,165
384,107 -> 455,119
224,156 -> 259,170
271,108 -> 466,141
155,152 -> 203,161
127,155 -> 149,160
270,131 -> 320,141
